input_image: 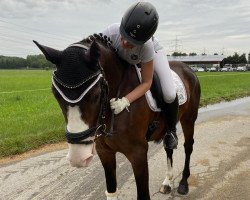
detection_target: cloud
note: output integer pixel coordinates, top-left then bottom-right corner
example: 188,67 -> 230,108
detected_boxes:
0,0 -> 249,57
0,0 -> 113,18
227,34 -> 250,39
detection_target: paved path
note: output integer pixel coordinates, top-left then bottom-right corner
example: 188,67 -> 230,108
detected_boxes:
0,97 -> 250,200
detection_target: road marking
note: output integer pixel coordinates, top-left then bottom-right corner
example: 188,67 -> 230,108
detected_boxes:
0,88 -> 50,94
1,73 -> 249,93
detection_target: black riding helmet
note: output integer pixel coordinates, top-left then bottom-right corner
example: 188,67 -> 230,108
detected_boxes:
120,2 -> 159,45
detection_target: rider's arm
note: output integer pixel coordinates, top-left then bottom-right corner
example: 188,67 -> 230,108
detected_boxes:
125,60 -> 154,103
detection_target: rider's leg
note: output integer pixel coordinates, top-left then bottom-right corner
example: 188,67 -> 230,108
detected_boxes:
162,95 -> 179,149
154,49 -> 179,149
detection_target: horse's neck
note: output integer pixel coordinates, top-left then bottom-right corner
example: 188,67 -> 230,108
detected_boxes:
100,48 -> 134,98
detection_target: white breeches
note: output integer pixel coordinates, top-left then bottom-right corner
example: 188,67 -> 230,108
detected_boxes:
153,49 -> 176,103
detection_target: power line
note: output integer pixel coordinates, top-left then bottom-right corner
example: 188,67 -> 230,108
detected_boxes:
0,52 -> 32,57
0,17 -> 83,57
0,17 -> 79,41
0,36 -> 66,50
0,31 -> 67,52
0,25 -> 75,43
0,34 -> 33,46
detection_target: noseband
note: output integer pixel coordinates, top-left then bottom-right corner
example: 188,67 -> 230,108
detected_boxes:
53,43 -> 109,144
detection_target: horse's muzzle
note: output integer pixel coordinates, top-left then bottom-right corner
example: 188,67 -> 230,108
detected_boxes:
66,143 -> 97,168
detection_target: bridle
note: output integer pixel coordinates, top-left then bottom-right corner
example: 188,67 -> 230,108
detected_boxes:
52,43 -> 109,145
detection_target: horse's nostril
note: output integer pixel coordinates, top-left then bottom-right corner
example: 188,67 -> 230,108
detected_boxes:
83,156 -> 94,167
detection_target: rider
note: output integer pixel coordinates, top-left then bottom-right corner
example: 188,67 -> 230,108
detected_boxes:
102,1 -> 178,150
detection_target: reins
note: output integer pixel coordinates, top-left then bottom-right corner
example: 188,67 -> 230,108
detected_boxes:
109,73 -> 127,134
96,60 -> 127,139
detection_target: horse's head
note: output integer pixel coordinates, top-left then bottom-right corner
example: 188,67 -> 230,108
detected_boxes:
34,40 -> 106,167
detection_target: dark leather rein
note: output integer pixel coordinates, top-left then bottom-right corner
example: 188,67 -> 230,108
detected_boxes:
53,43 -> 109,145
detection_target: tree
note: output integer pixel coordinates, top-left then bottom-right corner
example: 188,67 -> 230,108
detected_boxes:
189,52 -> 197,56
0,56 -> 26,69
222,52 -> 247,66
0,54 -> 54,69
172,52 -> 187,56
248,53 -> 250,64
239,53 -> 247,64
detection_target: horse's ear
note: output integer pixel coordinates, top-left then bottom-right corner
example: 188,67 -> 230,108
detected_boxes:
33,40 -> 61,65
87,40 -> 100,64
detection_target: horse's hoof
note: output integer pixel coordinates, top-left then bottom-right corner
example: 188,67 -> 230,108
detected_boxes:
159,184 -> 171,194
177,184 -> 189,195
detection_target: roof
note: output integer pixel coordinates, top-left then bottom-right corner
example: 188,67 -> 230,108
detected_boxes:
167,55 -> 225,63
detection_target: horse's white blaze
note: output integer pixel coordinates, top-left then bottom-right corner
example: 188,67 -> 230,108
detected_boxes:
162,158 -> 173,186
66,106 -> 96,168
67,105 -> 88,132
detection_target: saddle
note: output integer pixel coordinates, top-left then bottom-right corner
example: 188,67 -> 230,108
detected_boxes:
135,65 -> 187,112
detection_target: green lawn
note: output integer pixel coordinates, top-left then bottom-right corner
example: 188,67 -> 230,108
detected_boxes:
0,70 -> 250,158
196,72 -> 250,106
0,70 -> 65,157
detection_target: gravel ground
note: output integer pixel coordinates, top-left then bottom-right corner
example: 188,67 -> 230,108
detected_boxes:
0,97 -> 250,200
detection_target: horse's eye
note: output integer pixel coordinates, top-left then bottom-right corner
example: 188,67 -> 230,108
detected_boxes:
91,93 -> 100,102
90,87 -> 101,102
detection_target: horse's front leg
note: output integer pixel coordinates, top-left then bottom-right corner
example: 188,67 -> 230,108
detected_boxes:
160,148 -> 174,194
98,149 -> 118,200
127,142 -> 150,200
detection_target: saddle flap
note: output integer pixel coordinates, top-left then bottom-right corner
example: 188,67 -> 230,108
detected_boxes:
134,65 -> 187,112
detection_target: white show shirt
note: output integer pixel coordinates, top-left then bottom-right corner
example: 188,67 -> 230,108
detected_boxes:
102,23 -> 163,65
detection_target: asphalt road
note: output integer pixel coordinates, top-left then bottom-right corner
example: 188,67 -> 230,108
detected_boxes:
0,97 -> 250,200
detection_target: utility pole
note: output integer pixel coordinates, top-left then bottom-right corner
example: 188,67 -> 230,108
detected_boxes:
221,47 -> 225,55
174,35 -> 181,52
202,48 -> 206,55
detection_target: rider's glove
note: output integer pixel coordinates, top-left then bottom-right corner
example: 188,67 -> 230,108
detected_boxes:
110,97 -> 130,114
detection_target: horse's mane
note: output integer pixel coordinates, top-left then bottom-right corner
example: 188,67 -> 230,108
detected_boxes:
80,33 -> 130,69
80,33 -> 117,53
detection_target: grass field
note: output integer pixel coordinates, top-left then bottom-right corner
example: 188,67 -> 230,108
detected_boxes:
196,72 -> 250,106
0,70 -> 65,158
0,70 -> 250,158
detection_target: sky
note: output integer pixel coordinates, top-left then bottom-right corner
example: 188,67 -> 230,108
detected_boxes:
0,0 -> 250,58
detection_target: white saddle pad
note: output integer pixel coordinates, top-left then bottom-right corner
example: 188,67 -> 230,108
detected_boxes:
135,66 -> 187,112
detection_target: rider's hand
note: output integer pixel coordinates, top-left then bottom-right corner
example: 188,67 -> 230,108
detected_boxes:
110,97 -> 130,114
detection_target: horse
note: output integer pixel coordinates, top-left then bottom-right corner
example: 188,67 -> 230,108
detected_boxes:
34,34 -> 200,200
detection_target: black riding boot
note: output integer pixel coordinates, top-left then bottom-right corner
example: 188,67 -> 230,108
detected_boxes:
163,95 -> 179,149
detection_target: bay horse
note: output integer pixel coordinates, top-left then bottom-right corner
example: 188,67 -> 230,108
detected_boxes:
34,34 -> 200,200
